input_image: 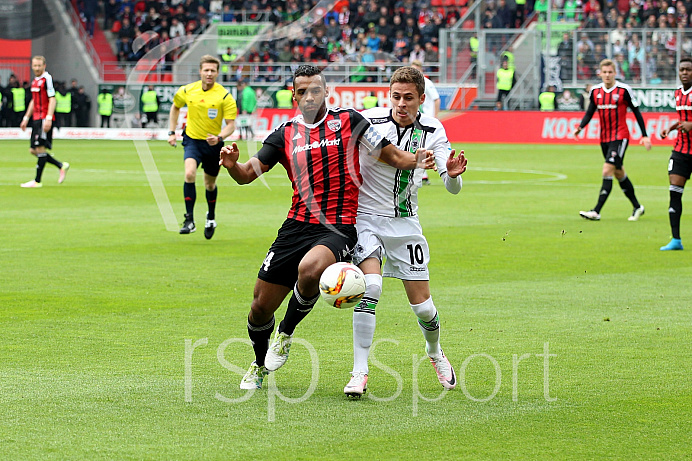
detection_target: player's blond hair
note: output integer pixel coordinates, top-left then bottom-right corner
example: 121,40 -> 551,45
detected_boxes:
32,55 -> 46,64
600,59 -> 615,70
390,66 -> 425,98
199,55 -> 220,70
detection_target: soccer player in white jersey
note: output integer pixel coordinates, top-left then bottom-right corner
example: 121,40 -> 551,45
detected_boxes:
345,66 -> 467,397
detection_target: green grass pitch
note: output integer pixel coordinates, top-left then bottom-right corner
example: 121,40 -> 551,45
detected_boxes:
1,139 -> 690,459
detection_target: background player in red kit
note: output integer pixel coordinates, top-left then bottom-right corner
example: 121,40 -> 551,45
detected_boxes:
659,57 -> 692,251
219,64 -> 434,390
19,56 -> 70,188
572,59 -> 651,221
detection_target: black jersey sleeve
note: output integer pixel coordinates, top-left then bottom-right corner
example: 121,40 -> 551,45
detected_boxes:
256,125 -> 285,168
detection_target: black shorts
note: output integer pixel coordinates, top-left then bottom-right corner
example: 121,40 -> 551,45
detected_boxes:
258,219 -> 358,288
182,133 -> 222,177
600,139 -> 628,169
668,151 -> 692,179
30,119 -> 53,150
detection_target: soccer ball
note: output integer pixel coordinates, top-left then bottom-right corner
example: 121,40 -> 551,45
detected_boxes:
319,262 -> 366,309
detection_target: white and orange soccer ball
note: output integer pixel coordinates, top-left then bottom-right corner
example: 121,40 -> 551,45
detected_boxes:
319,262 -> 366,309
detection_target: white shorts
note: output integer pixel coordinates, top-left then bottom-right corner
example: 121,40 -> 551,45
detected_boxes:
354,214 -> 429,280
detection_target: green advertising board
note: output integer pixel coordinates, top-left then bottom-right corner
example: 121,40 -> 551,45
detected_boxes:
217,23 -> 271,55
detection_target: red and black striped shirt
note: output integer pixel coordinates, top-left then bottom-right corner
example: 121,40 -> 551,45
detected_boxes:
258,108 -> 382,225
674,86 -> 692,155
30,72 -> 55,120
580,81 -> 648,143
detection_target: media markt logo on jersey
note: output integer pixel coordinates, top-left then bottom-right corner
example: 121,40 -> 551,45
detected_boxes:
292,138 -> 341,156
327,119 -> 341,132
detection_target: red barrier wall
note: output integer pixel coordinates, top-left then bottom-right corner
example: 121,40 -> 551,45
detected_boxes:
440,111 -> 679,145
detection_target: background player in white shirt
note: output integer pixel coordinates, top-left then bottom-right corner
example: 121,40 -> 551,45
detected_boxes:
345,66 -> 467,397
411,61 -> 441,185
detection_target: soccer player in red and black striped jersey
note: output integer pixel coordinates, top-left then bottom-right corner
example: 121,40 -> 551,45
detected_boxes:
219,64 -> 434,390
19,56 -> 70,188
572,59 -> 651,221
659,58 -> 692,251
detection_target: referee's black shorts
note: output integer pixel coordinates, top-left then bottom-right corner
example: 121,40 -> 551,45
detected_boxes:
182,132 -> 222,177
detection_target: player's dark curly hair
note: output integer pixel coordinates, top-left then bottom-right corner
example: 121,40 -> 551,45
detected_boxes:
294,64 -> 322,80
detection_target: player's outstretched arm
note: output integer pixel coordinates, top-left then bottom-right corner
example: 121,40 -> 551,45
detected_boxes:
446,149 -> 467,178
220,143 -> 267,184
379,144 -> 435,170
660,121 -> 679,139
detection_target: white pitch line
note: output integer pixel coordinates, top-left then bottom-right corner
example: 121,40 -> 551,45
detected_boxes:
133,140 -> 178,232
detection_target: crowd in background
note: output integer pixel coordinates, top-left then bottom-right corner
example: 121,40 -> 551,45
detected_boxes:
74,0 -> 475,67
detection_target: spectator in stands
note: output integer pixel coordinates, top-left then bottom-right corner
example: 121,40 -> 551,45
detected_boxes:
496,0 -> 515,28
221,4 -> 234,22
424,42 -> 439,72
310,28 -> 329,61
140,9 -> 160,34
378,31 -> 393,54
409,42 -> 425,63
577,32 -> 595,53
563,0 -> 578,22
614,53 -> 629,81
392,29 -> 410,62
420,15 -> 436,44
577,55 -> 593,80
363,1 -> 381,27
376,16 -> 392,39
404,15 -> 420,39
104,0 -> 119,30
593,43 -> 607,64
169,17 -> 185,38
533,0 -> 548,21
326,17 -> 341,41
366,27 -> 381,52
558,32 -> 574,81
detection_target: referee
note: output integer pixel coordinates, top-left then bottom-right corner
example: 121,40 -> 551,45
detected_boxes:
168,55 -> 237,239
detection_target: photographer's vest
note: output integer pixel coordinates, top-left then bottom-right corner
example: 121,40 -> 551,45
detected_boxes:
221,52 -> 236,74
496,68 -> 514,91
98,93 -> 113,116
276,89 -> 293,109
362,95 -> 378,109
55,92 -> 72,114
539,91 -> 556,111
11,87 -> 25,112
141,90 -> 158,113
